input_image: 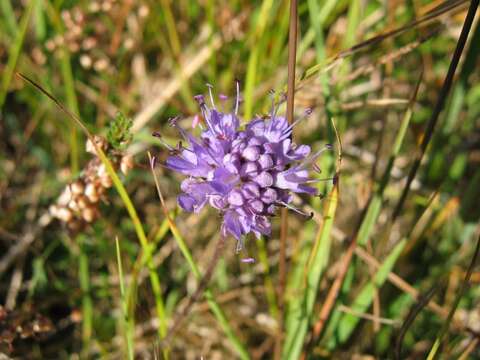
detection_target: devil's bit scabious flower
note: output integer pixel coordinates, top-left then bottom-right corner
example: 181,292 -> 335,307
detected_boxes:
161,82 -> 330,250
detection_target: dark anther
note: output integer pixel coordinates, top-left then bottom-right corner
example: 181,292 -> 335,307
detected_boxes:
333,174 -> 339,185
313,163 -> 322,174
152,131 -> 161,138
168,116 -> 180,127
325,143 -> 333,150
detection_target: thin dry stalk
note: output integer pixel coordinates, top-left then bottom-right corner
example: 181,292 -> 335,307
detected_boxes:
276,1 -> 298,359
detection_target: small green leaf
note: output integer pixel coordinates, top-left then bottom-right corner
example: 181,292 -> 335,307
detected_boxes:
107,112 -> 133,150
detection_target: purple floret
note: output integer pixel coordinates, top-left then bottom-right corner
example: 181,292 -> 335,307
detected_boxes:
163,83 -> 329,247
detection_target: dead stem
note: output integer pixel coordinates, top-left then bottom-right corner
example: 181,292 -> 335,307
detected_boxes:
275,1 -> 297,359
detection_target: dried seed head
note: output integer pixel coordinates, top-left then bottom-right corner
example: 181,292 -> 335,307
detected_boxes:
49,205 -> 59,217
45,39 -> 56,51
101,1 -> 112,11
93,58 -> 109,72
86,135 -> 107,155
82,207 -> 96,223
68,200 -> 80,212
100,175 -> 113,188
89,2 -> 100,12
97,163 -> 107,177
124,38 -> 134,50
80,54 -> 93,69
67,219 -> 83,232
71,180 -> 85,195
120,154 -> 134,175
56,207 -> 73,222
58,187 -> 73,206
68,42 -> 80,53
84,183 -> 98,202
53,35 -> 64,47
82,37 -> 97,51
76,195 -> 90,210
138,5 -> 149,18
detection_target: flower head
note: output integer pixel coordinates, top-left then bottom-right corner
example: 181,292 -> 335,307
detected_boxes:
161,83 -> 330,248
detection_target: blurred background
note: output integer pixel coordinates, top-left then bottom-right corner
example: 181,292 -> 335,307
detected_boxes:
1,0 -> 479,358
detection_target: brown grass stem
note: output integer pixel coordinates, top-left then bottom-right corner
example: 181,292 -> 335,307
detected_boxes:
276,1 -> 297,359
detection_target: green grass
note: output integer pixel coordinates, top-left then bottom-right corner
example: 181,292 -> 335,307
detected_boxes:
1,1 -> 479,359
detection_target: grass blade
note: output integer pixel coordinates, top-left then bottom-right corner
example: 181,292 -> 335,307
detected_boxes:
334,238 -> 407,345
0,0 -> 36,109
115,236 -> 134,360
0,0 -> 18,37
17,73 -> 169,352
357,73 -> 422,246
243,0 -> 274,120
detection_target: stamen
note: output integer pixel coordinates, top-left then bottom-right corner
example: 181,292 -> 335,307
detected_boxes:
267,92 -> 286,132
304,177 -> 335,184
206,83 -> 216,109
152,131 -> 175,151
219,94 -> 228,112
194,94 -> 205,106
235,237 -> 244,253
268,89 -> 276,118
297,144 -> 333,170
194,95 -> 212,126
241,257 -> 255,263
286,108 -> 313,132
149,155 -> 157,169
313,163 -> 322,174
235,79 -> 240,115
168,116 -> 181,127
191,114 -> 200,129
277,201 -> 314,219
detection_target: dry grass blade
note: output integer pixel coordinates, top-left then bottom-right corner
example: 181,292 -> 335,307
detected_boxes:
300,0 -> 468,82
392,0 -> 479,221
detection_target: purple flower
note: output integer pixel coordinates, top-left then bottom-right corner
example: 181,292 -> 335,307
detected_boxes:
161,82 -> 330,248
